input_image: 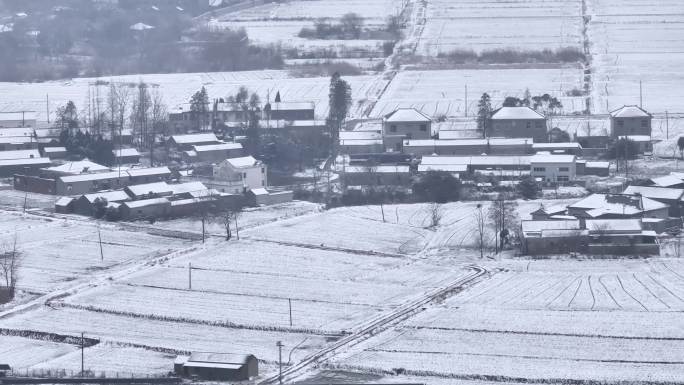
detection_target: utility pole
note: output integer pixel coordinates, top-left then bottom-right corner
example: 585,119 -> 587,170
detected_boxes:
276,341 -> 284,384
46,94 -> 50,124
666,110 -> 669,140
80,332 -> 84,376
464,84 -> 468,117
97,223 -> 104,261
188,263 -> 192,290
288,298 -> 292,327
639,80 -> 643,108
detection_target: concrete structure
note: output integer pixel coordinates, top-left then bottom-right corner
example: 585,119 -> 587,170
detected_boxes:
213,156 -> 267,194
174,352 -> 258,381
610,105 -> 651,138
567,193 -> 669,220
489,107 -> 547,142
0,111 -> 37,128
403,137 -> 533,156
382,108 -> 432,152
341,165 -> 411,186
113,148 -> 141,164
529,154 -> 576,183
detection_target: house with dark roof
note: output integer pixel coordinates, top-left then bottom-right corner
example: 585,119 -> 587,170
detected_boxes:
382,108 -> 432,152
610,105 -> 652,138
489,107 -> 547,142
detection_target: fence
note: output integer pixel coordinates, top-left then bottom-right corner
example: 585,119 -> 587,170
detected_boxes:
3,368 -> 180,384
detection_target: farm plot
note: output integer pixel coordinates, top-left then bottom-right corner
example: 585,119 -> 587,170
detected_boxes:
0,307 -> 328,365
369,68 -> 585,118
0,70 -> 382,121
246,206 -> 431,255
0,211 -> 190,293
0,336 -> 76,370
417,0 -> 583,56
332,259 -> 684,382
208,0 -> 399,52
588,0 -> 684,114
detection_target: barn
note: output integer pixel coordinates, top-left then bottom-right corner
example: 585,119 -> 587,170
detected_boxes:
174,352 -> 258,381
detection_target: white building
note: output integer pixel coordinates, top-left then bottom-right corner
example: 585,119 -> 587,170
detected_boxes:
530,154 -> 576,182
213,156 -> 267,194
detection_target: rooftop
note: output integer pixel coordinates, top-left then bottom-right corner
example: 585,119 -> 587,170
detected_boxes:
618,135 -> 652,142
344,165 -> 410,173
122,197 -> 170,209
0,149 -> 40,160
421,155 -> 531,166
586,219 -> 642,233
623,185 -> 684,201
384,108 -> 431,123
59,171 -> 124,183
530,154 -> 576,163
650,175 -> 684,188
491,107 -> 545,120
42,147 -> 66,153
522,220 -> 581,234
113,148 -> 140,157
0,157 -> 51,167
126,167 -> 171,177
44,160 -> 109,175
569,193 -> 668,214
170,133 -> 219,145
404,138 -> 533,147
82,190 -> 130,203
532,142 -> 581,149
339,131 -> 382,141
224,156 -> 259,168
417,164 -> 467,173
193,142 -> 243,152
126,182 -> 173,197
610,105 -> 650,118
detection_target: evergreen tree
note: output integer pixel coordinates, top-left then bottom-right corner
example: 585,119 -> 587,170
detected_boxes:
56,100 -> 79,131
518,175 -> 541,199
189,86 -> 209,130
327,72 -> 352,154
476,93 -> 492,137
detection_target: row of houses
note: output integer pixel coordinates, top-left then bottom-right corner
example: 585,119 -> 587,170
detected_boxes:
521,172 -> 684,255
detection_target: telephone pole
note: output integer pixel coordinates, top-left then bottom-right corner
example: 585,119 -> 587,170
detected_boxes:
639,80 -> 643,108
276,341 -> 284,384
464,84 -> 468,117
666,110 -> 669,139
97,223 -> 104,261
80,332 -> 84,376
288,298 -> 293,327
188,263 -> 192,290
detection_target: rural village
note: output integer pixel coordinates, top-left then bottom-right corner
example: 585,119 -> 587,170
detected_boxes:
0,0 -> 683,384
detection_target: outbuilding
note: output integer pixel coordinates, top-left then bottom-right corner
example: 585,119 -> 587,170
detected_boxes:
175,352 -> 258,381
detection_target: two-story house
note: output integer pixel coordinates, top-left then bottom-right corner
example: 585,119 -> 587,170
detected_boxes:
489,107 -> 547,142
213,156 -> 267,194
382,108 -> 432,152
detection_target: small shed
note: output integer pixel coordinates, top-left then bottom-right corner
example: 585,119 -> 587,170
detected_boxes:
175,352 -> 258,381
54,196 -> 76,214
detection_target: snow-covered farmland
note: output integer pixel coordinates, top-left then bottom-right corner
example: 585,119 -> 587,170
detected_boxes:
0,336 -> 77,370
208,0 -> 400,52
417,0 -> 583,56
588,0 -> 684,114
0,70 -> 383,121
0,210 -> 190,293
369,68 -> 586,118
332,259 -> 684,382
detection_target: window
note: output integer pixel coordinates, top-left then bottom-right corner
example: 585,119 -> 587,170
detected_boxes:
617,119 -> 624,128
390,124 -> 397,133
420,124 -> 427,131
533,167 -> 546,172
559,167 -> 569,172
243,172 -> 247,178
557,175 -> 570,182
641,119 -> 648,128
261,167 -> 265,174
526,122 -> 532,129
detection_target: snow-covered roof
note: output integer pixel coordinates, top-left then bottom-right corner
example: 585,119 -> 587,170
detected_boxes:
59,171 -> 123,183
437,129 -> 481,140
126,182 -> 172,197
610,105 -> 650,118
0,157 -> 50,167
122,197 -> 170,209
113,148 -> 140,157
339,131 -> 382,140
81,190 -> 130,203
0,127 -> 34,136
170,133 -> 219,144
250,188 -> 269,196
522,220 -> 581,233
569,193 -> 668,214
193,143 -> 242,152
130,22 -> 154,31
623,185 -> 684,201
43,147 -> 66,153
530,154 -> 576,164
585,161 -> 610,168
0,149 -> 40,160
169,182 -> 208,195
384,108 -> 431,123
340,139 -> 382,146
44,160 -> 109,174
417,164 -> 467,173
224,156 -> 258,168
420,155 -> 531,166
404,138 -> 533,147
126,167 -> 171,177
271,101 -> 314,111
344,165 -> 410,173
491,107 -> 545,120
618,135 -> 651,142
650,175 -> 684,188
532,142 -> 581,150
55,196 -> 74,207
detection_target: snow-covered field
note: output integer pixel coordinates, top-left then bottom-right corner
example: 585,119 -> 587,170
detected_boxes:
332,258 -> 684,382
589,0 -> 684,114
369,68 -> 586,118
0,70 -> 383,121
208,0 -> 399,52
417,0 -> 583,56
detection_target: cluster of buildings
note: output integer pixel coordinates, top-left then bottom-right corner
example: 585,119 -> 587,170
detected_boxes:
338,105 -> 651,187
522,171 -> 684,256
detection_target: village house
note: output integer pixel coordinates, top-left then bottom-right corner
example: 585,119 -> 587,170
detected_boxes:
112,148 -> 141,164
213,156 -> 267,194
610,105 -> 652,138
119,198 -> 171,220
42,147 -> 67,159
341,165 -> 412,186
73,190 -> 131,216
339,130 -> 383,154
530,154 -> 577,183
489,107 -> 547,142
183,142 -> 243,164
382,108 -> 432,152
420,155 -> 532,179
521,219 -> 587,256
567,193 -> 669,220
167,133 -> 221,152
174,352 -> 258,382
622,185 -> 684,216
402,137 -> 534,156
618,135 -> 653,154
0,157 -> 52,177
0,128 -> 38,150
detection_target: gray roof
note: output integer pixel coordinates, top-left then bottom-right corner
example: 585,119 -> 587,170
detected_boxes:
188,352 -> 253,366
384,108 -> 431,123
491,107 -> 545,120
610,105 -> 650,118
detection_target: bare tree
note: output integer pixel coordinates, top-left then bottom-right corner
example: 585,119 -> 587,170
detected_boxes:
365,165 -> 386,222
0,233 -> 22,300
474,203 -> 487,258
149,88 -> 168,166
488,193 -> 519,253
428,203 -> 442,228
